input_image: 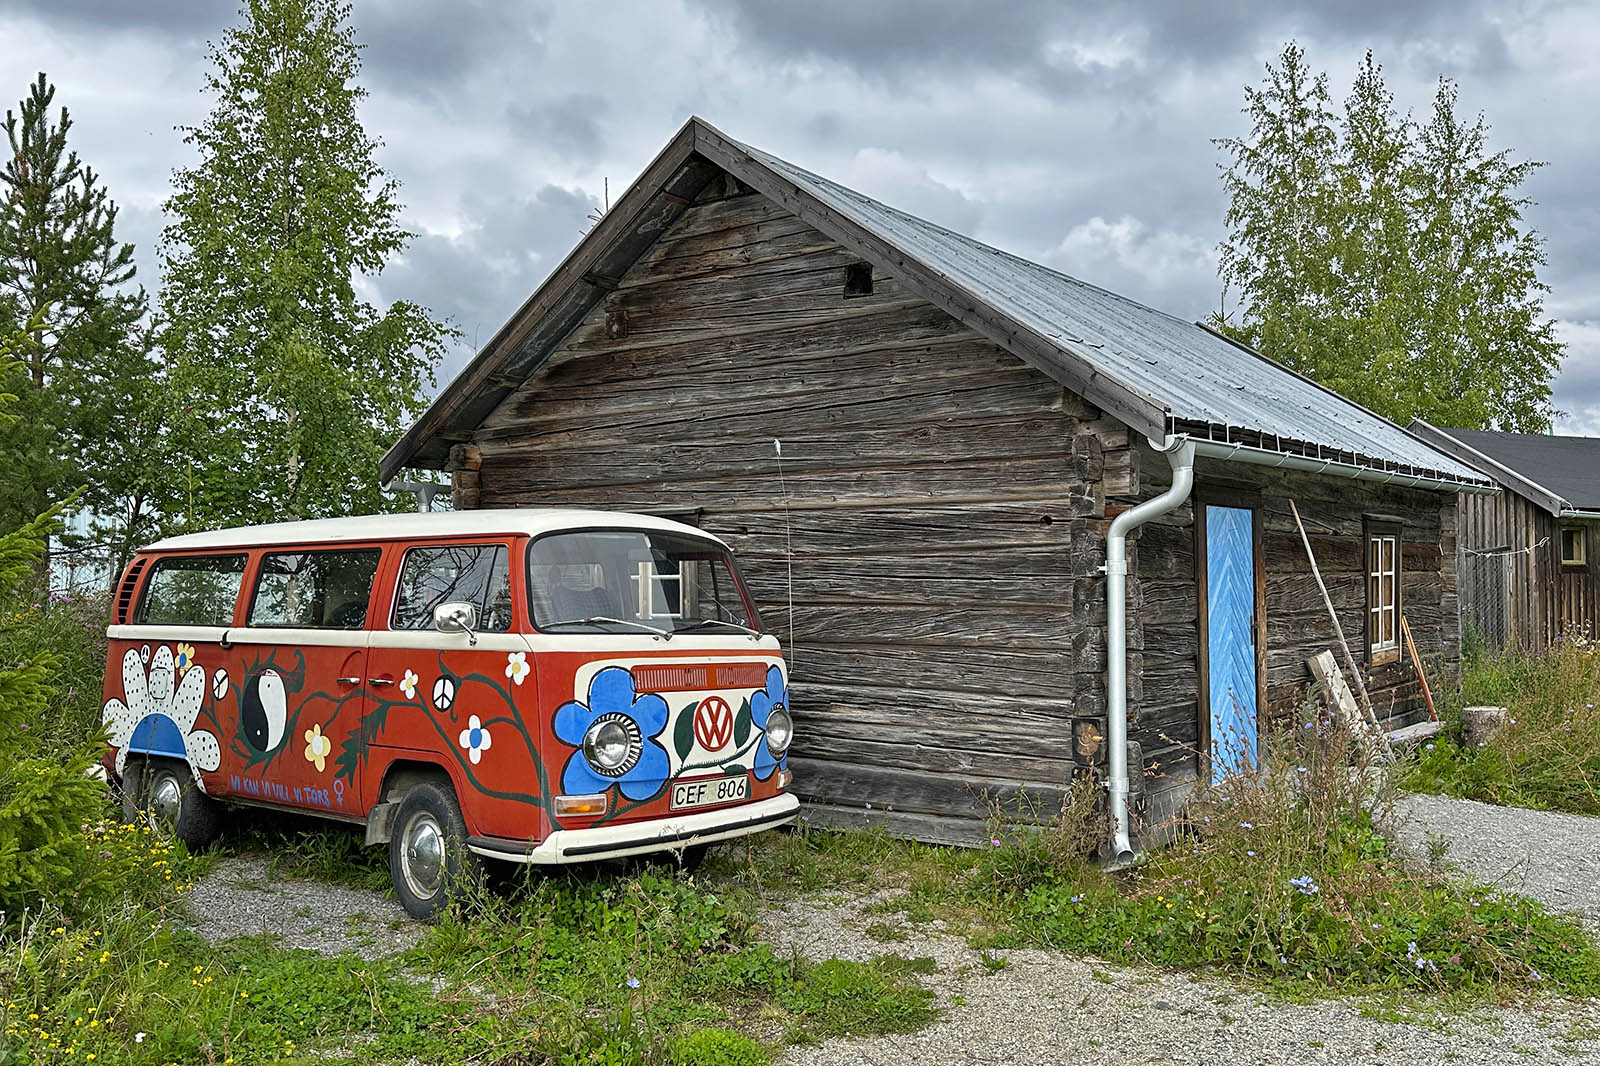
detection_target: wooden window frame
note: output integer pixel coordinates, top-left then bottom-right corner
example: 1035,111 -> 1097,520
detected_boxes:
1365,519 -> 1402,666
1560,526 -> 1587,569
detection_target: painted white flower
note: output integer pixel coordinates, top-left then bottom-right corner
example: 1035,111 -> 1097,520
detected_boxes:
212,668 -> 229,700
505,651 -> 530,686
458,715 -> 493,764
102,645 -> 222,786
399,668 -> 419,700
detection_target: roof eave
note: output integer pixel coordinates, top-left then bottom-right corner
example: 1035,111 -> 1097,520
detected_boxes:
1406,420 -> 1567,516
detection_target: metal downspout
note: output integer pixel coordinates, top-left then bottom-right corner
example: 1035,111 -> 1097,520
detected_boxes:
1104,435 -> 1195,861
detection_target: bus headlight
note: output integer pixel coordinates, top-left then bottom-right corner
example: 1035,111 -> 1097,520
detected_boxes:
765,706 -> 793,756
583,714 -> 641,776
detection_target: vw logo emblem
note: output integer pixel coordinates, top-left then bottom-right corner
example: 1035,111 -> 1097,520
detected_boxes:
693,696 -> 734,751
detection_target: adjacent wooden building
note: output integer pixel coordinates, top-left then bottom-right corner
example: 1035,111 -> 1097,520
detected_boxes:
382,118 -> 1492,845
1410,422 -> 1600,652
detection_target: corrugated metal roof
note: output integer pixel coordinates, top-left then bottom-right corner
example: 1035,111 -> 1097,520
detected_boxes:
737,139 -> 1486,485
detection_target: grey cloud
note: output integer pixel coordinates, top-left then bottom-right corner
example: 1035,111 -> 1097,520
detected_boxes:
353,1 -> 543,101
376,184 -> 598,383
1,0 -> 224,38
505,94 -> 609,161
686,0 -> 1517,92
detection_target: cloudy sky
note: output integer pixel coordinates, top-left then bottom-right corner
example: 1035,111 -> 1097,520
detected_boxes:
3,0 -> 1598,430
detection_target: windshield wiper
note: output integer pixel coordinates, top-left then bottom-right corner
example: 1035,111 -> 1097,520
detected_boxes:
675,618 -> 761,638
542,616 -> 671,638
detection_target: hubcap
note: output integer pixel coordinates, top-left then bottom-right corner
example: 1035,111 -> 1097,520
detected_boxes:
401,812 -> 445,899
148,771 -> 183,831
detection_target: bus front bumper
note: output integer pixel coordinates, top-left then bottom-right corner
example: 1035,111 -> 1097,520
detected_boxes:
466,792 -> 800,865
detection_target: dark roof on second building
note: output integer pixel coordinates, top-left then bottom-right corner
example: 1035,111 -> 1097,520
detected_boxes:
1413,426 -> 1600,514
383,117 -> 1486,489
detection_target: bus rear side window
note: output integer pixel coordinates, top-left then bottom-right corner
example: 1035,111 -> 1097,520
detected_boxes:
249,549 -> 382,629
136,555 -> 248,626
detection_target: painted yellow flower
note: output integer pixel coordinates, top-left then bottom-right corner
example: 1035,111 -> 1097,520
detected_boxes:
303,724 -> 332,772
175,642 -> 197,675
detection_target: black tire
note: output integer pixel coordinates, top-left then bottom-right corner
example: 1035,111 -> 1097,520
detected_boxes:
388,782 -> 483,921
123,757 -> 220,850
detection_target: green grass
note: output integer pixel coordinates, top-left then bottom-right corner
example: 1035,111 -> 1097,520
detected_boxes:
1406,641 -> 1600,815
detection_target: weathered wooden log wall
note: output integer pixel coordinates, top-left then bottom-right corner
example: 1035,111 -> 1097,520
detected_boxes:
462,185 -> 1129,843
1456,488 -> 1599,652
1128,442 -> 1460,830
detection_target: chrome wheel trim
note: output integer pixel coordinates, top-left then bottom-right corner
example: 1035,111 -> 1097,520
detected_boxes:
401,811 -> 446,900
148,769 -> 184,831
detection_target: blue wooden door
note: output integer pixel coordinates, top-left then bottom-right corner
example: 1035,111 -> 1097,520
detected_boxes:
1205,505 -> 1258,781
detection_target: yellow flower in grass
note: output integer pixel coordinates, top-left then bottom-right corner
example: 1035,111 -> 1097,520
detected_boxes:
174,642 -> 197,675
303,724 -> 332,772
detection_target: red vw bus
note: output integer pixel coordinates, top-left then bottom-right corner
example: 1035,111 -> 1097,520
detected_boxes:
101,509 -> 797,917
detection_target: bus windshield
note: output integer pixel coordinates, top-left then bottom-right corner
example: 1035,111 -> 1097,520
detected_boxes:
527,529 -> 761,635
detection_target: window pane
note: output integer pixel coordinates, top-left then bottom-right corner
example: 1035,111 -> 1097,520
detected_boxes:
394,544 -> 512,632
249,550 -> 381,629
137,555 -> 247,626
527,530 -> 758,633
1382,609 -> 1394,644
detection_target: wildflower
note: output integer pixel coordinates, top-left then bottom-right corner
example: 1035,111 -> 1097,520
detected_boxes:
1288,875 -> 1319,895
1239,821 -> 1254,829
1296,766 -> 1308,774
625,976 -> 641,989
135,1034 -> 145,1044
990,838 -> 1002,848
1246,850 -> 1255,857
1070,895 -> 1084,904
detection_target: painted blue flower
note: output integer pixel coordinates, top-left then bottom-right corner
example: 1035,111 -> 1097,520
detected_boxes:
748,665 -> 789,781
553,667 -> 670,801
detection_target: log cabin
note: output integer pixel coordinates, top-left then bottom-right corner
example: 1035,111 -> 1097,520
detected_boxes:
1410,422 -> 1600,653
381,118 -> 1493,849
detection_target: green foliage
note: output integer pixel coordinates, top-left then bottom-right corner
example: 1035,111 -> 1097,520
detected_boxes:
673,1028 -> 768,1066
0,74 -> 162,558
1407,641 -> 1600,815
159,0 -> 451,528
1216,43 -> 1561,431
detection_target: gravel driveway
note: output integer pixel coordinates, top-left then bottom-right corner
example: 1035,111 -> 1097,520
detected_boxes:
1393,793 -> 1600,929
766,890 -> 1600,1066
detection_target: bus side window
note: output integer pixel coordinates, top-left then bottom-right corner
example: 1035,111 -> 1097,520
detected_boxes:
391,544 -> 512,632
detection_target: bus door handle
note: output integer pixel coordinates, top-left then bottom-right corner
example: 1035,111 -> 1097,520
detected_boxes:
367,677 -> 394,687
337,676 -> 362,686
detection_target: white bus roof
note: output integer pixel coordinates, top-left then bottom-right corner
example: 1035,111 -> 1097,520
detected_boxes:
142,508 -> 726,552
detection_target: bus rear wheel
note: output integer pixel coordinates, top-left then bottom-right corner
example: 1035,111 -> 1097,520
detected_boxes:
388,782 -> 482,921
123,757 -> 219,850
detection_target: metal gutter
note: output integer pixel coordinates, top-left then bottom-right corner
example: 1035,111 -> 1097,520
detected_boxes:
1187,438 -> 1496,495
1560,509 -> 1600,521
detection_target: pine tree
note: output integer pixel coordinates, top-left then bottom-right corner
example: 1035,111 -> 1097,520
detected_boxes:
1216,45 -> 1562,431
159,0 -> 450,527
0,74 -> 157,554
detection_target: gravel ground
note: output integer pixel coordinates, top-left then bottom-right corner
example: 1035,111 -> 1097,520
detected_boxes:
1393,793 -> 1600,928
184,855 -> 422,958
765,890 -> 1600,1066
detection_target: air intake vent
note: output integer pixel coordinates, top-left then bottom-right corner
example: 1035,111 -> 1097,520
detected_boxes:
114,558 -> 147,625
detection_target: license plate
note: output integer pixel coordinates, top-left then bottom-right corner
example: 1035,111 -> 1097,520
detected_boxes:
670,774 -> 749,810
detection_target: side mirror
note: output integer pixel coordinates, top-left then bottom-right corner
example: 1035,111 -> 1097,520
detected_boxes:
434,601 -> 479,646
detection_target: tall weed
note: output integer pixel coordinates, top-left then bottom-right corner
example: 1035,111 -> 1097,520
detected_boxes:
1410,638 -> 1600,814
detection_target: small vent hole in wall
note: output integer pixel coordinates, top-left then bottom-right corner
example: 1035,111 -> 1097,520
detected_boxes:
844,262 -> 873,298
